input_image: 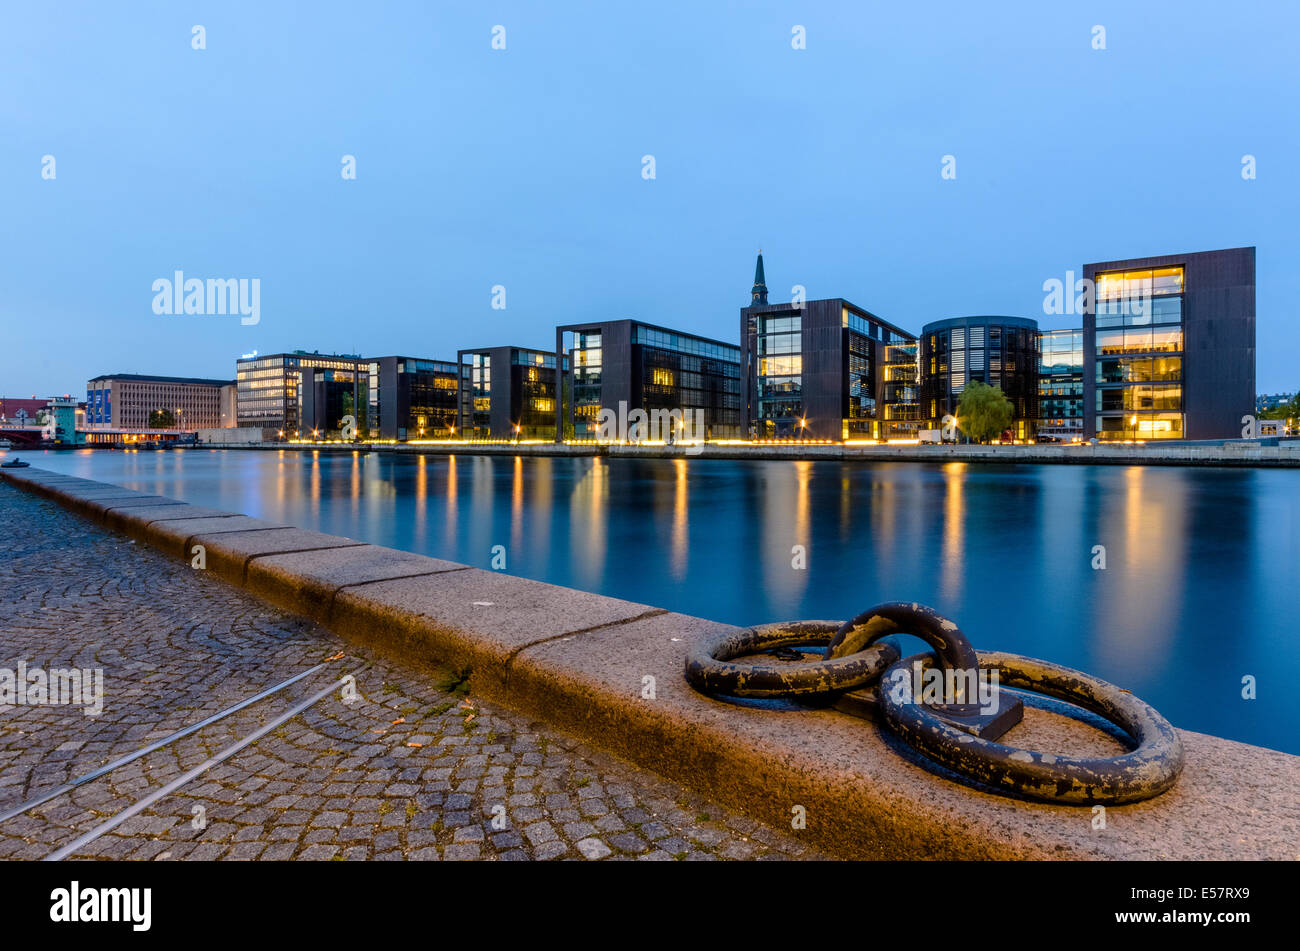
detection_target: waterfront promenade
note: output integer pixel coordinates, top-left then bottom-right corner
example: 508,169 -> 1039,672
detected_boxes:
192,438 -> 1300,467
2,466 -> 1297,860
0,481 -> 819,861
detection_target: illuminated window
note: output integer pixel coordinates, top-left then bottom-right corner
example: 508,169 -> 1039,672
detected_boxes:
652,368 -> 674,386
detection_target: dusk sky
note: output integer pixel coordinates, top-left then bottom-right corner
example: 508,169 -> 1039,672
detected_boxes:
3,0 -> 1296,397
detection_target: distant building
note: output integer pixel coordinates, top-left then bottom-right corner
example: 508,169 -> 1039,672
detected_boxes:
86,373 -> 234,432
370,356 -> 459,439
881,341 -> 921,439
740,254 -> 915,440
43,397 -> 82,445
236,351 -> 458,440
0,397 -> 49,425
554,319 -> 742,440
1083,247 -> 1255,441
919,316 -> 1040,440
1038,329 -> 1084,440
457,346 -> 567,439
1256,393 -> 1294,414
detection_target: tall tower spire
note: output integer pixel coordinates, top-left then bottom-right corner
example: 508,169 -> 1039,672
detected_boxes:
750,250 -> 768,306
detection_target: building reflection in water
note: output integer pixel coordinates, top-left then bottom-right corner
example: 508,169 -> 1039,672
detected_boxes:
569,458 -> 607,588
529,457 -> 552,564
1095,466 -> 1184,670
413,453 -> 428,549
760,461 -> 811,608
511,455 -> 525,557
443,454 -> 458,550
940,462 -> 965,603
309,450 -> 322,518
670,458 -> 689,581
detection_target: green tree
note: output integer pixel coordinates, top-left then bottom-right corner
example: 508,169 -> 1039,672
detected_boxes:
148,408 -> 176,429
956,381 -> 1014,443
1259,391 -> 1299,420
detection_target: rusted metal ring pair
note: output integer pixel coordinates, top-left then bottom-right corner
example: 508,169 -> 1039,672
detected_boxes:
682,602 -> 975,701
682,602 -> 1185,804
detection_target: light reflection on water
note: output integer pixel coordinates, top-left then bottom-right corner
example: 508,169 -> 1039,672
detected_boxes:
27,447 -> 1300,754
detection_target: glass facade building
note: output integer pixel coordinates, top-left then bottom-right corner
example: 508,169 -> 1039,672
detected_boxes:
1037,329 -> 1084,440
555,320 -> 741,440
1090,266 -> 1185,440
236,352 -> 366,437
919,316 -> 1040,439
1083,248 -> 1254,442
457,347 -> 566,439
881,341 -> 921,439
237,351 -> 457,439
741,297 -> 914,440
370,357 -> 459,439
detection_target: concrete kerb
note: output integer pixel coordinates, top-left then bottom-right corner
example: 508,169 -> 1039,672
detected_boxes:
139,516 -> 292,561
103,504 -> 238,538
329,570 -> 664,694
3,466 -> 1297,860
244,545 -> 470,624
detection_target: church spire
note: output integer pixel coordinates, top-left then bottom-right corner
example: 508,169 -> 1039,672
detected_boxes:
750,250 -> 768,306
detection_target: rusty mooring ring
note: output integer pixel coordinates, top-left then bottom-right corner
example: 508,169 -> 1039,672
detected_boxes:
684,620 -> 900,699
826,602 -> 979,683
877,650 -> 1184,804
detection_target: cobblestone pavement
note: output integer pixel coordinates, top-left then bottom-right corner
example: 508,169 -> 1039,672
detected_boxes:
0,482 -> 825,860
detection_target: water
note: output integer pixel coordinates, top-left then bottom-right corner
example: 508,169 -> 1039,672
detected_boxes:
23,448 -> 1300,754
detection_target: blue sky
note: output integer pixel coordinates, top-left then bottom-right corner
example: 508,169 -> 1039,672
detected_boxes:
2,0 -> 1296,396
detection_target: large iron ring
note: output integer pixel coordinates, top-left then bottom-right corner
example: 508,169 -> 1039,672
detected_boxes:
878,650 -> 1184,804
684,620 -> 900,699
828,603 -> 978,680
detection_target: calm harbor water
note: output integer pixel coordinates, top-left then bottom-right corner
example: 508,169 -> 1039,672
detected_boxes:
24,448 -> 1300,754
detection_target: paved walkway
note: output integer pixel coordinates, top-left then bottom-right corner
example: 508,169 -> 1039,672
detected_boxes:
0,482 -> 823,860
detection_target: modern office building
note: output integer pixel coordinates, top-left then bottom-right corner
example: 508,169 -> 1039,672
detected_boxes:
554,319 -> 742,441
1083,247 -> 1255,441
881,341 -> 922,439
740,255 -> 915,440
919,316 -> 1040,439
1037,329 -> 1084,440
237,351 -> 368,438
86,373 -> 235,432
369,356 -> 459,439
237,351 -> 460,439
457,346 -> 566,439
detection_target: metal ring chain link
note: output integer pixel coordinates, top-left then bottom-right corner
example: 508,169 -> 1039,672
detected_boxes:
683,601 -> 1184,805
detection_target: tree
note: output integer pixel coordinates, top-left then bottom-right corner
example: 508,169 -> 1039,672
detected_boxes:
1259,391 -> 1299,420
956,381 -> 1014,443
148,408 -> 176,429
